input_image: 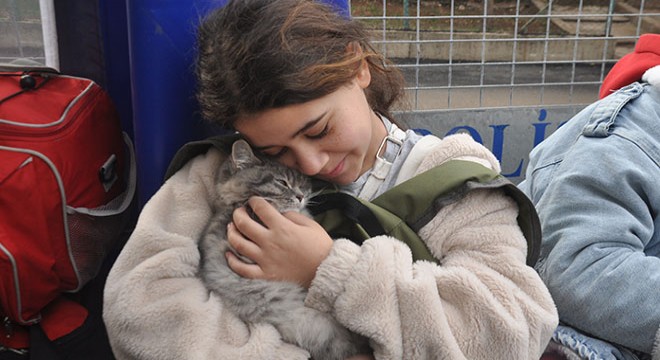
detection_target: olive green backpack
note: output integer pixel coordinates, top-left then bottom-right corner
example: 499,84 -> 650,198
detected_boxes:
165,134 -> 541,266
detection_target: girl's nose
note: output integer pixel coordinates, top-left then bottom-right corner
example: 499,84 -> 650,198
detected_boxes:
293,148 -> 326,176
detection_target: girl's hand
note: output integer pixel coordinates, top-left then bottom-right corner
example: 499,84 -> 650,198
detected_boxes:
226,196 -> 333,288
345,355 -> 375,360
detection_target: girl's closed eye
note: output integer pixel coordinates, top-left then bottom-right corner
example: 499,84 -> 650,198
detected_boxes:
265,147 -> 288,158
307,123 -> 329,139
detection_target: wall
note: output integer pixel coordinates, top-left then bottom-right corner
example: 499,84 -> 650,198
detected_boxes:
404,104 -> 584,183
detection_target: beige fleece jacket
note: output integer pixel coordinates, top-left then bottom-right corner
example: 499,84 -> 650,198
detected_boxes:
103,133 -> 558,359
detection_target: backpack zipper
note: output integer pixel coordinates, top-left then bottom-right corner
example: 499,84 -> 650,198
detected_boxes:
2,316 -> 12,338
0,80 -> 96,137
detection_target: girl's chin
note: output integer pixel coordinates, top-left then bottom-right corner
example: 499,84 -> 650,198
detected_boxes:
333,170 -> 362,186
317,171 -> 355,185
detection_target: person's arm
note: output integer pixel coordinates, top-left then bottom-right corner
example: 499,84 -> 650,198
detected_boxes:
531,135 -> 660,355
102,148 -> 309,360
302,135 -> 558,359
304,186 -> 558,359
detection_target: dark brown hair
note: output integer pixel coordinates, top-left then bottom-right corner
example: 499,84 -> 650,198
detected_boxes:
196,0 -> 405,129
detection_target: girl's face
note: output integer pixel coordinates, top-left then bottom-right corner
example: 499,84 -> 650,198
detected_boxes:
234,65 -> 387,185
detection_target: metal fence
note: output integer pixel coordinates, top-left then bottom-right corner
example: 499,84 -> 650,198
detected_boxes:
3,1 -> 658,112
350,0 -> 660,112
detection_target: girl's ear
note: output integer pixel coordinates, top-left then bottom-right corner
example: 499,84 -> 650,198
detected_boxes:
348,42 -> 371,89
355,57 -> 372,89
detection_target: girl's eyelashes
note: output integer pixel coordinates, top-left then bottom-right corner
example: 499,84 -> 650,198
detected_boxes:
306,124 -> 329,139
267,148 -> 288,158
261,122 -> 329,158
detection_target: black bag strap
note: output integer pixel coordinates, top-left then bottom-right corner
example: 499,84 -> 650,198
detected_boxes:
307,192 -> 386,242
28,325 -> 62,360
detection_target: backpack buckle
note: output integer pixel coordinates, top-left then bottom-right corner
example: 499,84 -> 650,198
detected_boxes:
376,127 -> 405,164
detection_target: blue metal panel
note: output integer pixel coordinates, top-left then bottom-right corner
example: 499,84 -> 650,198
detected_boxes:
125,0 -> 227,206
324,0 -> 350,17
99,0 -> 133,140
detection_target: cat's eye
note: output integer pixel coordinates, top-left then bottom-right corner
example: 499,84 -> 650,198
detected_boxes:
276,178 -> 289,187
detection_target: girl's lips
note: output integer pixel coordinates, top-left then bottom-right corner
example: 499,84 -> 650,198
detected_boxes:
323,158 -> 345,179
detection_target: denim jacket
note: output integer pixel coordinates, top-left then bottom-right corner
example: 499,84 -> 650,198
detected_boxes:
518,82 -> 660,360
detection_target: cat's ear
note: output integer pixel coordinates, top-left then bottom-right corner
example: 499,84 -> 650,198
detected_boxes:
230,139 -> 262,170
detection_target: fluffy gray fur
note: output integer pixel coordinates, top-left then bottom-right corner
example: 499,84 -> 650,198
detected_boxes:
199,139 -> 368,360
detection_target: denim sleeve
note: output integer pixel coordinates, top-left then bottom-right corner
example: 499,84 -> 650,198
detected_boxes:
533,132 -> 660,355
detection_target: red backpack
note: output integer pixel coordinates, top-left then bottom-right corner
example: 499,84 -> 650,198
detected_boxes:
0,66 -> 136,357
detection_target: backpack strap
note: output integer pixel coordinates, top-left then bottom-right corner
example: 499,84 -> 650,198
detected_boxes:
310,190 -> 440,263
310,160 -> 541,266
29,324 -> 62,360
308,192 -> 388,239
374,160 -> 541,266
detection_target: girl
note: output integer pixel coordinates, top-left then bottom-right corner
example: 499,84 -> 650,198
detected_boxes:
103,0 -> 558,358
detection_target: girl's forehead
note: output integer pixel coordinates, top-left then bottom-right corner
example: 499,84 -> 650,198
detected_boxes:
238,104 -> 307,129
235,83 -> 360,148
235,108 -> 310,147
236,95 -> 330,141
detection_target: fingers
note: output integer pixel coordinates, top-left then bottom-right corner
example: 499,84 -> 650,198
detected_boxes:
232,205 -> 268,245
225,251 -> 264,279
226,222 -> 261,261
344,355 -> 375,360
233,197 -> 294,243
246,197 -> 284,227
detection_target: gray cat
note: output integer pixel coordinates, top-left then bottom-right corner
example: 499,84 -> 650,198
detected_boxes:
199,139 -> 368,360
